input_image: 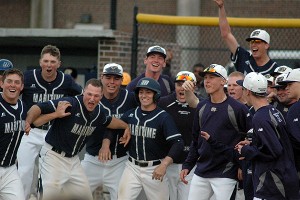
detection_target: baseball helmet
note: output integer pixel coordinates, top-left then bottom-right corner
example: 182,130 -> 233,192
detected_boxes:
134,77 -> 161,103
0,59 -> 13,71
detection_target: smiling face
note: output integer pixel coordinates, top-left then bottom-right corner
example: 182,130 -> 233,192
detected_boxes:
144,53 -> 166,74
1,72 -> 24,104
138,88 -> 156,111
40,53 -> 61,82
286,82 -> 300,100
101,74 -> 122,98
249,39 -> 269,59
83,84 -> 103,112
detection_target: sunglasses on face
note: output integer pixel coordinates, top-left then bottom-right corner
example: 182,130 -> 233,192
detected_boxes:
249,40 -> 263,44
176,75 -> 194,82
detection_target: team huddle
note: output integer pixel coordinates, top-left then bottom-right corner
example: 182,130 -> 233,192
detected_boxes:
1,1 -> 300,200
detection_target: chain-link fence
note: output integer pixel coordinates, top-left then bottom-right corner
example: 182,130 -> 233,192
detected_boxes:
135,15 -> 300,78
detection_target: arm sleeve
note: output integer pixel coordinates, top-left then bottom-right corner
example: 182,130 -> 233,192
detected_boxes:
241,120 -> 283,161
167,138 -> 184,163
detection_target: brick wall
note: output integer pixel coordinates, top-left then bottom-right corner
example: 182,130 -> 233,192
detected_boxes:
98,31 -> 132,78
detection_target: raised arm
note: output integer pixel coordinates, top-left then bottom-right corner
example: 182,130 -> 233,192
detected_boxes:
214,0 -> 239,55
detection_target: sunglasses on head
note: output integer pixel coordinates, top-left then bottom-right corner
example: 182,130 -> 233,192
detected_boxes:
176,75 -> 194,82
204,67 -> 217,73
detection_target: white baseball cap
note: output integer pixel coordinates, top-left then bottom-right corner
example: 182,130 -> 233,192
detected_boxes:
271,73 -> 287,88
175,71 -> 197,83
264,74 -> 274,83
246,29 -> 270,44
146,45 -> 167,58
278,68 -> 300,84
236,72 -> 268,96
270,65 -> 292,77
199,64 -> 228,80
102,63 -> 123,76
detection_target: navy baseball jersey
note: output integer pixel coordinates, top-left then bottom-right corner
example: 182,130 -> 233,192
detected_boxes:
158,92 -> 196,163
22,69 -> 83,109
286,100 -> 300,171
182,96 -> 252,179
121,106 -> 182,161
272,101 -> 293,120
37,95 -> 112,156
0,94 -> 27,167
241,105 -> 299,199
85,89 -> 137,157
126,73 -> 174,97
231,47 -> 278,75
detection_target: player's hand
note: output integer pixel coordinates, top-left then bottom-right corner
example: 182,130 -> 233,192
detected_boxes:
98,146 -> 112,162
214,0 -> 224,8
237,168 -> 243,181
24,121 -> 31,135
200,131 -> 210,141
152,163 -> 167,182
56,101 -> 72,118
119,127 -> 131,147
180,169 -> 190,184
182,80 -> 195,92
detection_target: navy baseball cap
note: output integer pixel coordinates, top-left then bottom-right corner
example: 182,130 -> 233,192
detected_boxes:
0,59 -> 13,71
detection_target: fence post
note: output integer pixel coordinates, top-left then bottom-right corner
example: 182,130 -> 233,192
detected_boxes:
130,5 -> 138,79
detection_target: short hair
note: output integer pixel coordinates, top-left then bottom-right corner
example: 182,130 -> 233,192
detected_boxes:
228,71 -> 245,79
41,45 -> 61,60
85,78 -> 102,89
193,63 -> 205,71
1,69 -> 24,83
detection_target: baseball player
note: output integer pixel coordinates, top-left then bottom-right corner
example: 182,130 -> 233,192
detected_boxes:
0,59 -> 14,89
81,63 -> 137,200
17,45 -> 83,200
0,69 -> 30,200
158,71 -> 197,200
25,78 -> 131,200
118,77 -> 184,200
180,64 -> 252,200
236,72 -> 299,199
278,68 -> 300,178
126,45 -> 174,97
214,0 -> 278,75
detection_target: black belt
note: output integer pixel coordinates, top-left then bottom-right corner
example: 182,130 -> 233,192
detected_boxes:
88,152 -> 126,159
37,124 -> 50,130
128,157 -> 161,167
51,146 -> 73,158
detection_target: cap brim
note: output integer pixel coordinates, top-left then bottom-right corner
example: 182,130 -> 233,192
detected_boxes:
277,80 -> 297,85
146,51 -> 166,58
270,72 -> 280,77
199,71 -> 224,79
236,80 -> 244,87
271,85 -> 285,88
103,72 -> 123,77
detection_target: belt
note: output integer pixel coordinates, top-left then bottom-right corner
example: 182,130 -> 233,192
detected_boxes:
36,124 -> 50,130
46,143 -> 73,158
128,157 -> 161,167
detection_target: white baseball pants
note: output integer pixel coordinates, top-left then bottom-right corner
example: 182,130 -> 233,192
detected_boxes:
0,164 -> 25,200
81,153 -> 128,200
188,174 -> 236,200
17,128 -> 47,199
39,144 -> 93,200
